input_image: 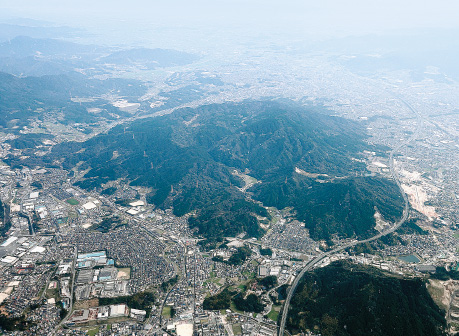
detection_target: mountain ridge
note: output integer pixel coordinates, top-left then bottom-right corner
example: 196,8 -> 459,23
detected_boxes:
15,100 -> 404,240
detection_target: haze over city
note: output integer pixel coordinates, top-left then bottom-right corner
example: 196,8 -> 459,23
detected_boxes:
0,1 -> 457,336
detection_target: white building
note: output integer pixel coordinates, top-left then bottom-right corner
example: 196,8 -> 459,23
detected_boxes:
110,304 -> 128,318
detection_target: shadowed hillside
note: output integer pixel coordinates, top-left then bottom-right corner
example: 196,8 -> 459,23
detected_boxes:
287,260 -> 446,336
21,100 -> 404,240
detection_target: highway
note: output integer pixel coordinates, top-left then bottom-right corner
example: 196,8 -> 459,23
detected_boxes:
278,98 -> 423,336
51,245 -> 78,336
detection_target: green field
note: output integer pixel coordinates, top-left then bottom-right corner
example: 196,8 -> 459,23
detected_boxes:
162,306 -> 172,318
45,287 -> 60,301
232,324 -> 242,335
267,308 -> 280,322
66,198 -> 79,205
237,284 -> 246,291
242,270 -> 256,279
453,233 -> 459,239
87,327 -> 99,336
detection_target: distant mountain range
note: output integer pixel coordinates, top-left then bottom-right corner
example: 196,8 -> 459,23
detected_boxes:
100,47 -> 198,69
0,36 -> 103,58
26,100 -> 404,241
313,30 -> 459,81
0,71 -> 146,130
0,23 -> 79,42
0,37 -> 200,130
0,36 -> 198,76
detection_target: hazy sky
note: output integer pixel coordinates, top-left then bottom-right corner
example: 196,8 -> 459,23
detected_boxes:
1,0 -> 459,48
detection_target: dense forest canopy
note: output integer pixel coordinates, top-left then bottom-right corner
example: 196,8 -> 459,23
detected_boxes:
202,288 -> 233,310
24,100 -> 404,240
288,260 -> 446,336
0,71 -> 145,130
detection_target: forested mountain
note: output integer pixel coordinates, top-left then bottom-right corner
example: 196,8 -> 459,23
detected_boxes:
100,48 -> 199,69
0,36 -> 103,76
0,71 -> 146,130
0,36 -> 103,58
253,176 -> 403,240
0,23 -> 78,42
33,100 -> 403,240
0,36 -> 198,76
287,260 -> 446,336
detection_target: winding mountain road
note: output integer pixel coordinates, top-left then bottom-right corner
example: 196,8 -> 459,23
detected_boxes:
278,98 -> 423,336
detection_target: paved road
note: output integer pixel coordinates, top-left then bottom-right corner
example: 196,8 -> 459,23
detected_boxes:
278,98 -> 423,336
51,245 -> 78,335
40,259 -> 60,301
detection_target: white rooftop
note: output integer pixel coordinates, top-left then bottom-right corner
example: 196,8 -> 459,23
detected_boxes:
110,304 -> 127,317
131,308 -> 147,316
127,208 -> 139,215
82,202 -> 97,210
129,200 -> 145,207
30,246 -> 46,253
1,256 -> 18,264
0,293 -> 9,304
1,236 -> 18,247
29,191 -> 39,199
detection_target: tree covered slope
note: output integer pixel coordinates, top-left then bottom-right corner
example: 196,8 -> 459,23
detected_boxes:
37,100 -> 403,240
0,71 -> 146,130
287,260 -> 446,336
